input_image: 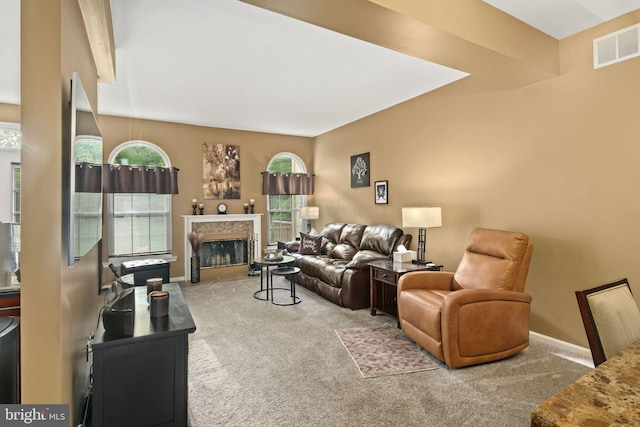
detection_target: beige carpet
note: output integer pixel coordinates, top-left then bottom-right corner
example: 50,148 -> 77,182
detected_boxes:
183,276 -> 593,426
335,325 -> 440,378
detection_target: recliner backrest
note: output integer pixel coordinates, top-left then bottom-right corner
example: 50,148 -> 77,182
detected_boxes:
452,228 -> 531,291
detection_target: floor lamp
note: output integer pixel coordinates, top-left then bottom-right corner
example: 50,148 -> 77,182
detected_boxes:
300,206 -> 319,233
401,207 -> 442,264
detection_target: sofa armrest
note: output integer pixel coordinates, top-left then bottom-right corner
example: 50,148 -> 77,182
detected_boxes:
397,271 -> 454,293
345,251 -> 389,269
281,241 -> 300,253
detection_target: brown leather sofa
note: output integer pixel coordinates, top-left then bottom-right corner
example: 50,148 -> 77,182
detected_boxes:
397,228 -> 533,368
283,223 -> 411,309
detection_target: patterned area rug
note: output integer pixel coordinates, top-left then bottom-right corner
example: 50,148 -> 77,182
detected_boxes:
335,325 -> 441,378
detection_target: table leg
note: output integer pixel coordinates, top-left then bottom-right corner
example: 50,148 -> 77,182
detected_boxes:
266,265 -> 271,301
290,276 -> 295,298
253,263 -> 271,301
370,269 -> 377,316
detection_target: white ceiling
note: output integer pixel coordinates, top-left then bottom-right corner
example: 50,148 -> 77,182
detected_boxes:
482,0 -> 640,39
1,0 -> 639,137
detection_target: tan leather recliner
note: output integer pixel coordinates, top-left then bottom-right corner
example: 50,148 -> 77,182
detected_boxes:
397,228 -> 534,368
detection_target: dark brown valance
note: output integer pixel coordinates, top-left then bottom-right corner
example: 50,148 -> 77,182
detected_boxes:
261,171 -> 314,195
103,164 -> 179,194
76,163 -> 180,194
75,162 -> 102,193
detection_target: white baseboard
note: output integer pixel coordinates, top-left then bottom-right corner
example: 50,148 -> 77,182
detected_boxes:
530,331 -> 594,367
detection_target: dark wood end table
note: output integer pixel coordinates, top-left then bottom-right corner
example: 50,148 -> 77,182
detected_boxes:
369,260 -> 443,327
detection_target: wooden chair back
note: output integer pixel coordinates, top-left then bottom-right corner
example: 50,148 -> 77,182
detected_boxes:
575,278 -> 640,366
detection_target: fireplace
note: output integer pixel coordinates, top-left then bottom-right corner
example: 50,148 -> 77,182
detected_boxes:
200,233 -> 248,269
183,214 -> 262,280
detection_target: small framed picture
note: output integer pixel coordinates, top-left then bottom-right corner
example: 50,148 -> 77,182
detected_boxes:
374,180 -> 388,204
350,152 -> 370,188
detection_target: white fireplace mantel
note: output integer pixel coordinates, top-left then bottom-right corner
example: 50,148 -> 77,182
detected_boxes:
183,214 -> 262,279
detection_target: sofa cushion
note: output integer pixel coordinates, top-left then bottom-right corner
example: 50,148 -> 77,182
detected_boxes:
296,254 -> 333,277
321,237 -> 334,255
328,224 -> 366,260
299,232 -> 322,255
360,225 -> 404,256
339,224 -> 366,247
320,223 -> 346,244
320,223 -> 345,255
330,243 -> 358,260
317,263 -> 347,288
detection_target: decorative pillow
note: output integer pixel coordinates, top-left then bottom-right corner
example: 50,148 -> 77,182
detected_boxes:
299,232 -> 322,255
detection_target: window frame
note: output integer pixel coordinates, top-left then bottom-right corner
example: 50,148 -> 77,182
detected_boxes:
1,122 -> 21,224
266,152 -> 308,245
107,141 -> 173,260
11,163 -> 20,224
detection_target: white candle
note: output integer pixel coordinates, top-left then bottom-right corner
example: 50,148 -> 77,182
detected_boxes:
250,199 -> 255,204
192,199 -> 197,204
199,204 -> 204,208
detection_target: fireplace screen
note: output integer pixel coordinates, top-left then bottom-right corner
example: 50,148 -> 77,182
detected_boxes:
200,237 -> 248,269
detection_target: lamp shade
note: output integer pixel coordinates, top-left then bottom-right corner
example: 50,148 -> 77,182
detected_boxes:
402,207 -> 442,228
300,206 -> 320,220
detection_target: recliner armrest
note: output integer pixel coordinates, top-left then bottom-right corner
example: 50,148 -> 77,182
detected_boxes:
397,271 -> 454,292
441,288 -> 532,368
442,288 -> 533,308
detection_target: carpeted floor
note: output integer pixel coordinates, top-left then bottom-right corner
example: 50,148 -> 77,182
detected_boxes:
182,275 -> 592,427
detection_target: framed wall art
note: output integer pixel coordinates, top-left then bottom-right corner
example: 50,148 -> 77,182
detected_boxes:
374,180 -> 388,204
350,152 -> 370,188
202,142 -> 241,199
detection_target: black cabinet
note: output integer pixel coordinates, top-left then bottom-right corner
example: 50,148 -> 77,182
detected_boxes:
91,283 -> 196,427
0,316 -> 20,404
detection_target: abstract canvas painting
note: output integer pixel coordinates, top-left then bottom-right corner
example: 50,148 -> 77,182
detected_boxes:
202,143 -> 240,199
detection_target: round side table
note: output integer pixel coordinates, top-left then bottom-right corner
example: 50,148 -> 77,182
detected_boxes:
270,266 -> 301,306
253,255 -> 295,301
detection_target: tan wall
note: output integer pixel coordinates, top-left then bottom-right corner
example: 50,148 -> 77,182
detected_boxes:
0,103 -> 19,123
21,0 -> 100,422
314,12 -> 640,348
97,115 -> 314,278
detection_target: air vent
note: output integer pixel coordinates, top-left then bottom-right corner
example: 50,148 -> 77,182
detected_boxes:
594,23 -> 640,69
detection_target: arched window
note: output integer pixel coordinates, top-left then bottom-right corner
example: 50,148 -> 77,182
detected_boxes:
266,153 -> 308,244
107,141 -> 172,258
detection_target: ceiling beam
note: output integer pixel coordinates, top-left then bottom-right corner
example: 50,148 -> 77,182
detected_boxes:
78,0 -> 116,83
240,0 -> 559,88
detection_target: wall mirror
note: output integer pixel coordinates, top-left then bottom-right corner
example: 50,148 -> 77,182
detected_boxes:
66,72 -> 103,266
